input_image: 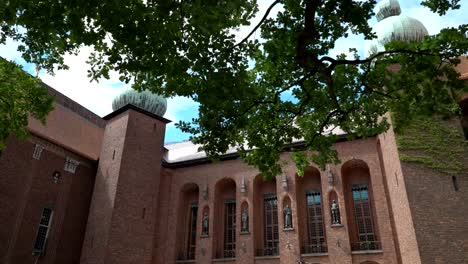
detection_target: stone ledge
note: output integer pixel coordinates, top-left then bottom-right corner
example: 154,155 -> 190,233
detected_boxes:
212,258 -> 236,262
254,255 -> 280,260
300,253 -> 328,257
351,250 -> 383,255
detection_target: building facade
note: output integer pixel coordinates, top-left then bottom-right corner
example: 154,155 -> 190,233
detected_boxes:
1,1 -> 468,263
1,66 -> 467,264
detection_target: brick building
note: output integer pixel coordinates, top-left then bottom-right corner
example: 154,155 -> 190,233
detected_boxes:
1,1 -> 468,264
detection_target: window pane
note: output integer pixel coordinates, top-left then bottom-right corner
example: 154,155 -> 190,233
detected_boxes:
305,191 -> 327,253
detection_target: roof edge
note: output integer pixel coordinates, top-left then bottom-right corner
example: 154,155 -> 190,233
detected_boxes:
103,104 -> 172,123
41,82 -> 106,128
162,134 -> 354,168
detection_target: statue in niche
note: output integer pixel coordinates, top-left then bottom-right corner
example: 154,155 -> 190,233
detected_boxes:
331,200 -> 341,225
241,207 -> 249,232
284,205 -> 293,229
202,211 -> 209,235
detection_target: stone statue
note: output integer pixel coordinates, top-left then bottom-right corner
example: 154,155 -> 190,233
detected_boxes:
241,207 -> 249,232
331,200 -> 341,225
284,205 -> 292,229
202,211 -> 209,235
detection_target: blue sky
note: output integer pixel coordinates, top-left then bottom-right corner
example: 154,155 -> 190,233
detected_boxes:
0,0 -> 466,143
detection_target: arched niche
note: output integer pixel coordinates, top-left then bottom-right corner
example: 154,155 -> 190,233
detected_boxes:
282,195 -> 293,230
459,98 -> 468,140
213,178 -> 236,259
342,159 -> 380,251
201,206 -> 210,236
253,175 -> 278,256
329,190 -> 341,225
295,167 -> 327,254
176,183 -> 200,261
240,201 -> 250,233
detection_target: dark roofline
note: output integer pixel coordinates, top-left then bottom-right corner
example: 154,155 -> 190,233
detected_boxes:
103,104 -> 172,123
162,134 -> 353,168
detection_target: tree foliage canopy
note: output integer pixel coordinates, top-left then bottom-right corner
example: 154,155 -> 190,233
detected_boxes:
0,58 -> 53,149
1,0 -> 467,178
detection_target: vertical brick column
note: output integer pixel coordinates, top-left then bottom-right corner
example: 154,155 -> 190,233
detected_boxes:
237,176 -> 254,264
80,106 -> 168,264
196,189 -> 213,263
278,168 -> 301,264
322,168 -> 353,264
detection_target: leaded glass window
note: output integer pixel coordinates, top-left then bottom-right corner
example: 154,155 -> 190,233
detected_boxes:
305,190 -> 327,253
223,200 -> 236,258
33,207 -> 53,256
263,194 -> 279,256
186,203 -> 198,260
352,184 -> 378,250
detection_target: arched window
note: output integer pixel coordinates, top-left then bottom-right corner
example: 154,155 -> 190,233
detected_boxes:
296,167 -> 327,254
342,160 -> 380,251
253,175 -> 278,256
176,183 -> 199,261
213,178 -> 236,259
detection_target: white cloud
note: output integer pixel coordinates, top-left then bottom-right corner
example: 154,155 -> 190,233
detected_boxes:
165,96 -> 199,125
0,39 -> 23,62
37,47 -> 130,117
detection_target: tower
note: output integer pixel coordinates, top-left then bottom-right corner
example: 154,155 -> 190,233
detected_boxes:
80,91 -> 169,264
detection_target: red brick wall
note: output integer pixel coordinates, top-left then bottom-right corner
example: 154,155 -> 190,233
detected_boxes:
80,112 -> 130,264
80,109 -> 166,264
0,135 -> 96,264
377,118 -> 422,264
28,102 -> 104,161
397,118 -> 468,264
156,137 -> 399,264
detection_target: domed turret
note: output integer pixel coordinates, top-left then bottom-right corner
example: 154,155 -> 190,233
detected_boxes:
112,89 -> 167,116
365,0 -> 428,56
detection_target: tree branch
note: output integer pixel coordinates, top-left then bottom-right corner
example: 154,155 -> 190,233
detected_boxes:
297,0 -> 321,68
320,48 -> 445,70
228,0 -> 281,51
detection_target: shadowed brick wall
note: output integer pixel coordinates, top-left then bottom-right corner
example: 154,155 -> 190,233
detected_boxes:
0,135 -> 96,264
80,108 -> 167,264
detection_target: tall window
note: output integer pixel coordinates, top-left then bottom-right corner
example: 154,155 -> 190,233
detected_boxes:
186,203 -> 198,260
33,207 -> 54,256
223,200 -> 236,258
352,184 -> 378,250
263,195 -> 279,256
305,191 -> 327,253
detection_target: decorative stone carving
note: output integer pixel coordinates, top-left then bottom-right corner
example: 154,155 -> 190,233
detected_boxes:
202,211 -> 209,236
202,185 -> 209,200
52,171 -> 61,184
281,175 -> 289,192
283,204 -> 293,229
33,144 -> 44,160
327,164 -> 334,186
241,242 -> 247,253
64,157 -> 79,174
241,207 -> 249,233
240,176 -> 247,195
331,200 -> 341,225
